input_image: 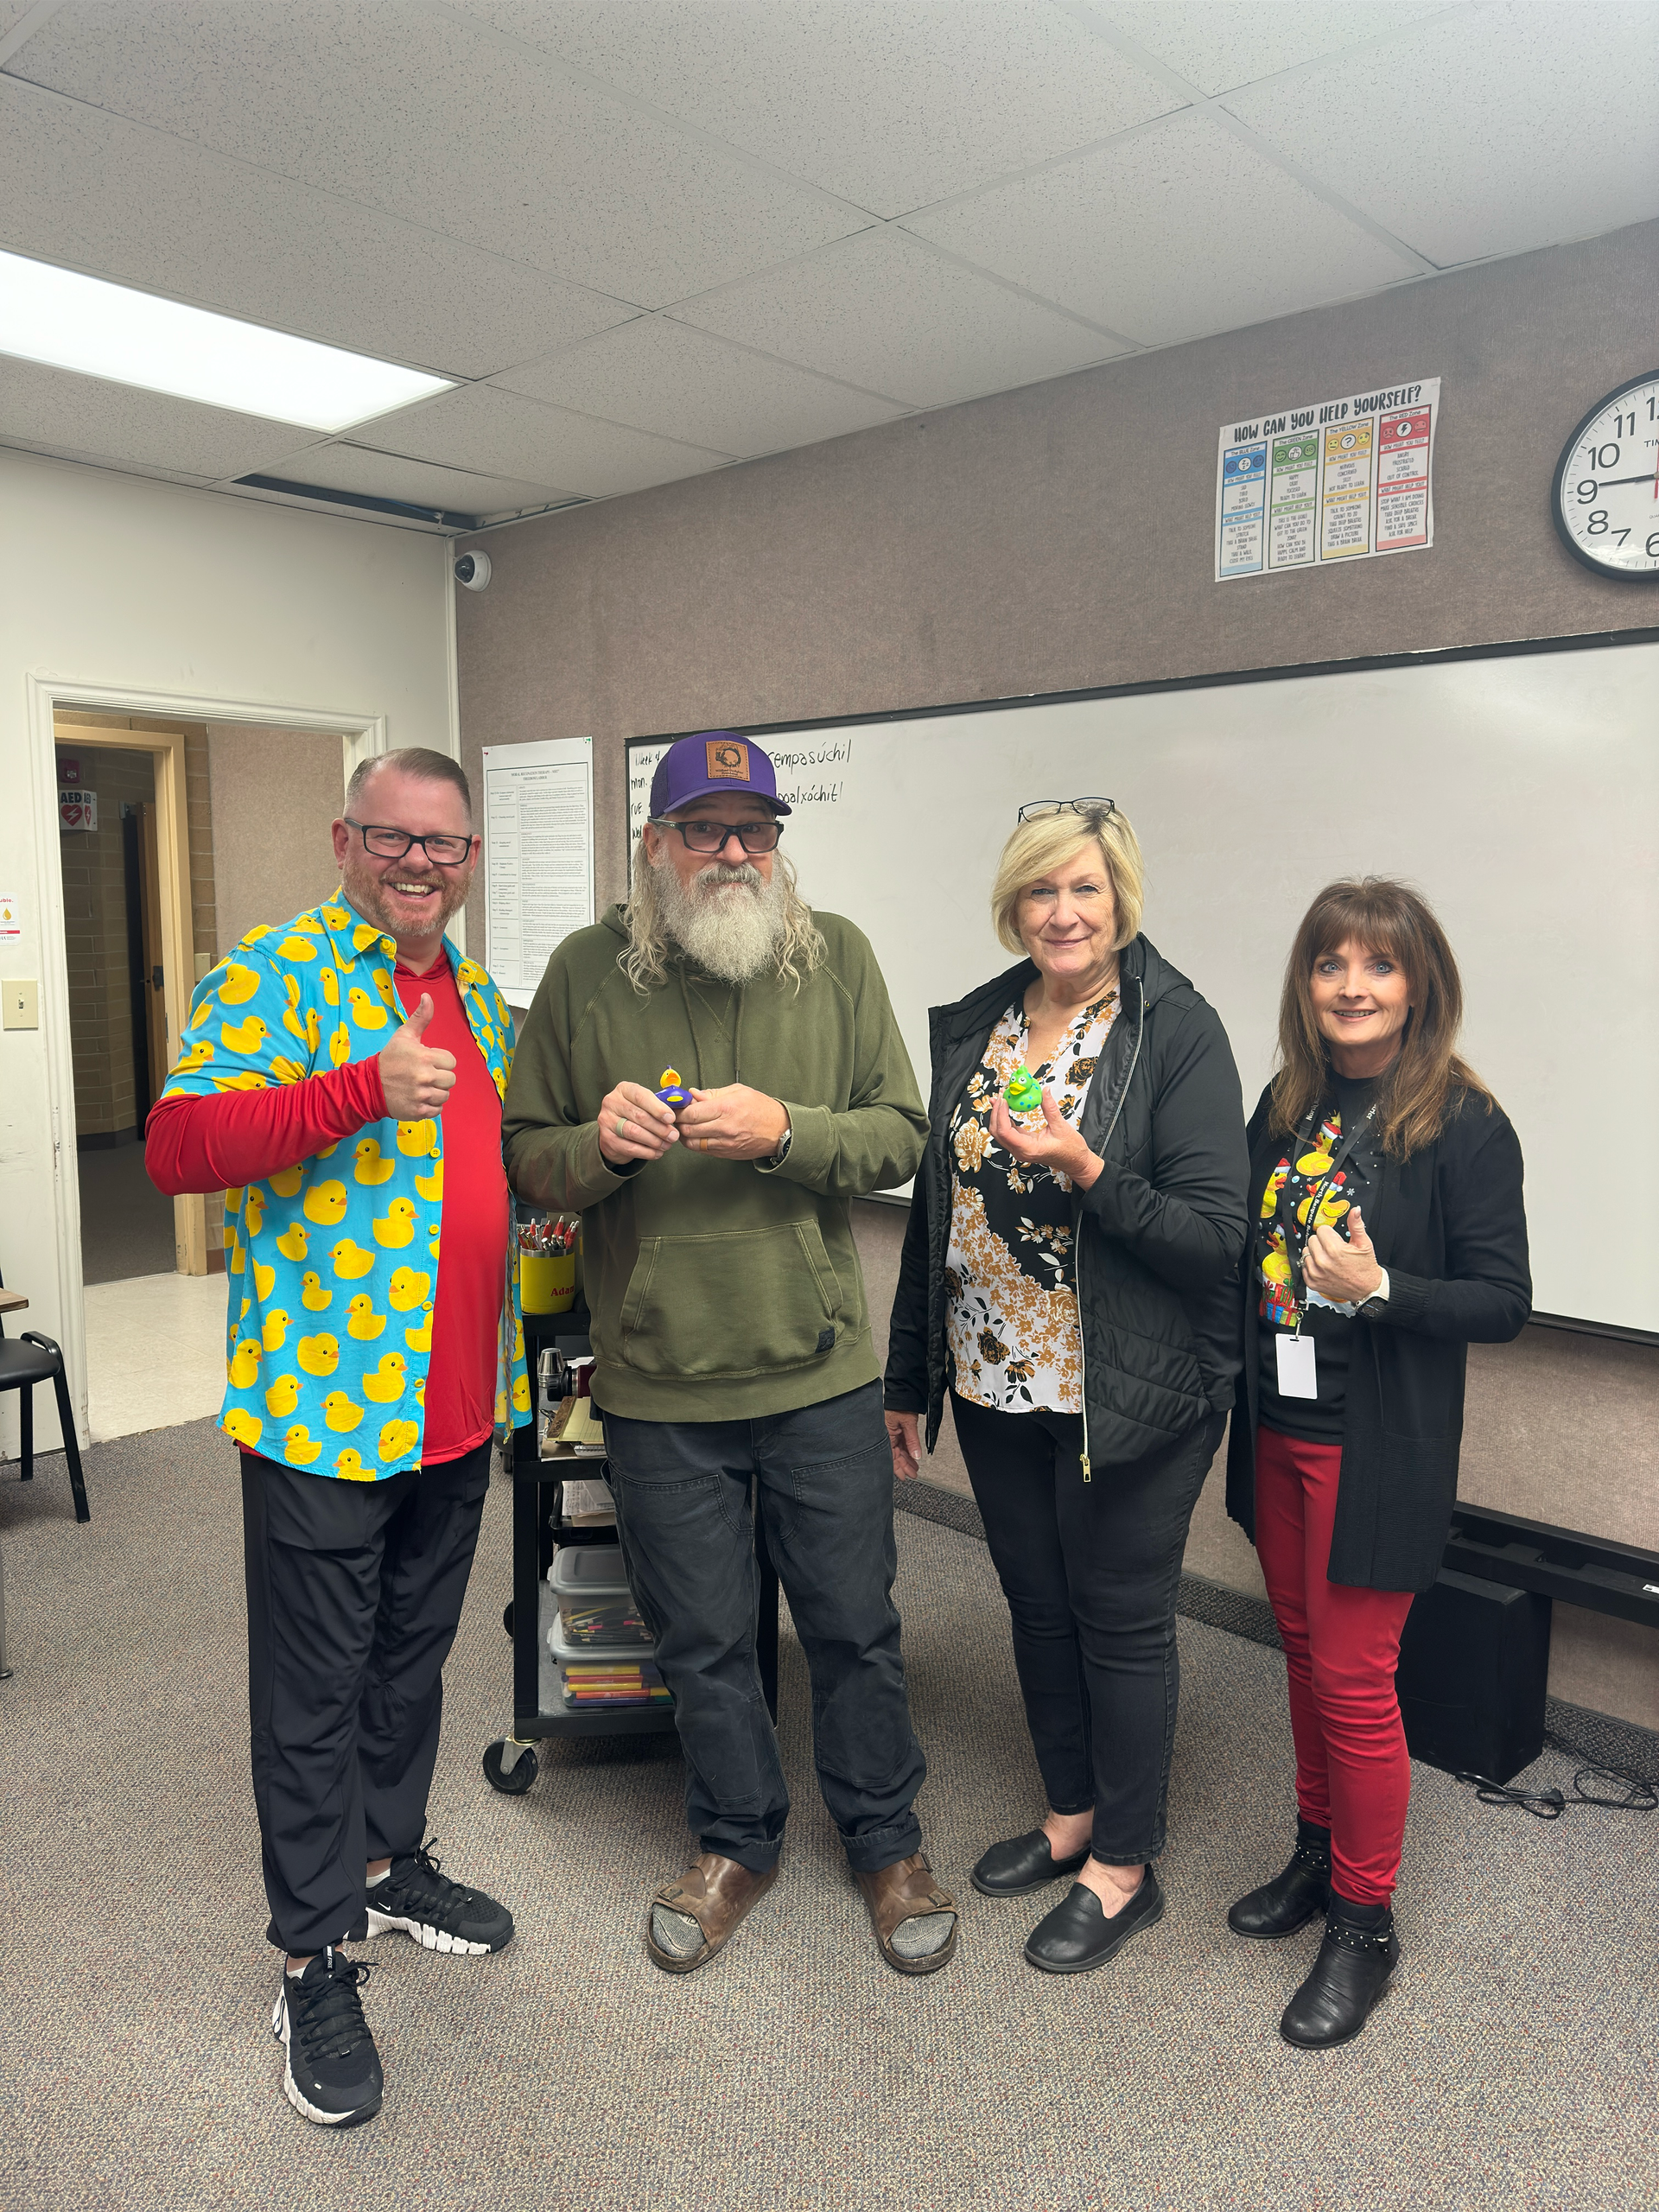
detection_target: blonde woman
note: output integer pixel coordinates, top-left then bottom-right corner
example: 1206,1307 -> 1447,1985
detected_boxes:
885,800 -> 1249,1975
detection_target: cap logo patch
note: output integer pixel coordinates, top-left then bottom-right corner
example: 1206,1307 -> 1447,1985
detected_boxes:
706,739 -> 749,780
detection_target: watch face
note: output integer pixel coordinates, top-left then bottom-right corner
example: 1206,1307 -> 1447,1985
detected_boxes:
1552,372 -> 1659,579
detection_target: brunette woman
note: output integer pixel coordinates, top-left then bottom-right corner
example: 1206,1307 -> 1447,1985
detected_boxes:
1227,879 -> 1529,2048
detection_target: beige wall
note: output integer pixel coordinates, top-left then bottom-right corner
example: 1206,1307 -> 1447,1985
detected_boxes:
454,218 -> 1659,1727
207,723 -> 347,954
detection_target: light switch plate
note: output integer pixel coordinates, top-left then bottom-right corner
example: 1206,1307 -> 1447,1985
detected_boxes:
3,979 -> 40,1029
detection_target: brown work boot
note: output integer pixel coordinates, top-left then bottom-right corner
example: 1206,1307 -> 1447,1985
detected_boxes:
853,1851 -> 959,1975
644,1853 -> 779,1974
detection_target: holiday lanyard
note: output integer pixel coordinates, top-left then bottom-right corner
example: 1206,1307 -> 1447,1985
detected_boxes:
1276,1098 -> 1376,1339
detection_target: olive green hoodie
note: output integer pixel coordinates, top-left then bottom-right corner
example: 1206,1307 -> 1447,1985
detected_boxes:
501,905 -> 927,1421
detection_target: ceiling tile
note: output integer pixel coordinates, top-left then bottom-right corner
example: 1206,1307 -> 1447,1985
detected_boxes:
349,383 -> 734,499
1093,0 -> 1447,98
251,442 -> 579,518
674,229 -> 1127,410
491,317 -> 907,456
0,354 -> 315,477
8,0 -> 863,305
1224,0 -> 1659,266
906,109 -> 1416,348
0,78 -> 635,379
448,0 -> 1183,217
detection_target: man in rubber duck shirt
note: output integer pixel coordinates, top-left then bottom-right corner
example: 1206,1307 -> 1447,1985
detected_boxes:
504,732 -> 960,1981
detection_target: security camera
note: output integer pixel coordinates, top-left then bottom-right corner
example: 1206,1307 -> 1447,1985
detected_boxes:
454,550 -> 492,591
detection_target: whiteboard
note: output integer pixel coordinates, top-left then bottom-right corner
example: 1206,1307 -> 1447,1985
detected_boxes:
628,640 -> 1659,1333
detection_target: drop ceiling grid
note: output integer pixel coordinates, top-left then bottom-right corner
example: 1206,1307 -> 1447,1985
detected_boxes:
0,0 -> 1655,520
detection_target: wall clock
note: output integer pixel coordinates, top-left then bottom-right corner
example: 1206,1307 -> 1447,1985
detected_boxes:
1550,371 -> 1659,579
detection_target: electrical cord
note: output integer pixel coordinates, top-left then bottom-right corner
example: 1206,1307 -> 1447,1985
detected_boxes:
1453,1726 -> 1657,1819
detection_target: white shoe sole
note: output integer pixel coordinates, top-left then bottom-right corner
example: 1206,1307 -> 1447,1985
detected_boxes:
364,1904 -> 493,1955
270,1987 -> 383,2127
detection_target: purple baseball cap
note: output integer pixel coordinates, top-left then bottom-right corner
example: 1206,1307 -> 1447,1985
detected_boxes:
649,731 -> 791,817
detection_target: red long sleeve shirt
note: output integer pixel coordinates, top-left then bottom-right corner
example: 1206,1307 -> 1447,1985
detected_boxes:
148,949 -> 509,1464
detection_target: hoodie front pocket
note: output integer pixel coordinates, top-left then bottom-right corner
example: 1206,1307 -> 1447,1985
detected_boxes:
617,1221 -> 848,1379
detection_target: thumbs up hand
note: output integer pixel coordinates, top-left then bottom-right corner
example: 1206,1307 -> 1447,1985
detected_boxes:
378,995 -> 457,1118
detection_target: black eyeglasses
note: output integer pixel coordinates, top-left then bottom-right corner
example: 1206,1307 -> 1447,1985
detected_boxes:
1017,798 -> 1116,824
649,817 -> 784,855
346,818 -> 476,866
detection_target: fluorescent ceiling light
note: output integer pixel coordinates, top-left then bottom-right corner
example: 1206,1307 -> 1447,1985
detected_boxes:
0,251 -> 452,432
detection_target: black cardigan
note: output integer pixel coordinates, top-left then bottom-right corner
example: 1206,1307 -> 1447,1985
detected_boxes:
885,934 -> 1249,1468
1225,1081 -> 1531,1592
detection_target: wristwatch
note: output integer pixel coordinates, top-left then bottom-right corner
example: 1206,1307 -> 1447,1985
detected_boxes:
1355,1268 -> 1391,1320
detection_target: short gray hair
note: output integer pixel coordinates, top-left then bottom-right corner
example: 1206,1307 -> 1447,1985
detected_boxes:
346,747 -> 472,820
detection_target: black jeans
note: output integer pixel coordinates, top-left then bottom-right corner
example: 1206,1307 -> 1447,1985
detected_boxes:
601,1381 -> 926,1875
242,1440 -> 493,1954
951,1394 -> 1225,1865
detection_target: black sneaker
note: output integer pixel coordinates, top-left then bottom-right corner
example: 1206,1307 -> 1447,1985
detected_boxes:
270,1947 -> 383,2128
358,1836 -> 515,1956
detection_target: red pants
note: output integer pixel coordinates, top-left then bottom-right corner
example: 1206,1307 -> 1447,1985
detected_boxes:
1253,1426 -> 1415,1905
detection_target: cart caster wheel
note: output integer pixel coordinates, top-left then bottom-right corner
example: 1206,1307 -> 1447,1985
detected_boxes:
483,1740 -> 537,1795
502,1601 -> 514,1637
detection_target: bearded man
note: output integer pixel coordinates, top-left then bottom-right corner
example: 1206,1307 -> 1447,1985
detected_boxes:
503,731 -> 958,1979
148,748 -> 528,2127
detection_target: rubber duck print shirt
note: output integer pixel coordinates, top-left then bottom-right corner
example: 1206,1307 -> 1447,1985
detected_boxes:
158,894 -> 531,1479
945,991 -> 1119,1415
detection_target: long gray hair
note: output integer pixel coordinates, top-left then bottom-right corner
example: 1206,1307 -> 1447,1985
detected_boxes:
620,836 -> 827,995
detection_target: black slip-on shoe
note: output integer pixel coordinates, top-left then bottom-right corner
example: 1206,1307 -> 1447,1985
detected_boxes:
357,1836 -> 515,1956
1024,1864 -> 1164,1975
270,1947 -> 383,2128
1228,1819 -> 1332,1939
971,1828 -> 1091,1897
1279,1898 -> 1400,2049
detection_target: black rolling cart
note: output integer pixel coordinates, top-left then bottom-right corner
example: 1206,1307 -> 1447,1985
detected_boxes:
482,1304 -> 779,1796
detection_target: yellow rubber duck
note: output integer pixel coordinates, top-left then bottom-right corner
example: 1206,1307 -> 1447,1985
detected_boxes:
221,1015 -> 270,1055
347,984 -> 389,1031
328,1025 -> 352,1069
300,1270 -> 332,1312
372,1197 -> 417,1249
243,1189 -> 265,1237
227,1338 -> 262,1389
275,935 -> 316,963
396,1119 -> 436,1157
296,1332 -> 340,1377
330,1237 -> 375,1280
283,1424 -> 322,1467
353,1137 -> 395,1185
261,1308 -> 291,1352
216,962 -> 261,1006
414,1159 -> 443,1202
320,966 -> 340,1007
174,1039 -> 215,1075
334,1448 -> 374,1480
252,1262 -> 276,1301
404,1305 -> 434,1353
322,1391 -> 364,1433
362,1353 -> 408,1404
264,1373 -> 300,1418
270,1162 -> 304,1198
276,1222 -> 308,1263
346,1293 -> 387,1342
387,1267 -> 429,1312
378,1418 -> 421,1465
302,1179 -> 348,1226
224,1407 -> 264,1448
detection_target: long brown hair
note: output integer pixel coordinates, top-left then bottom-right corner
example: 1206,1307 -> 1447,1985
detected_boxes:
1270,879 -> 1496,1160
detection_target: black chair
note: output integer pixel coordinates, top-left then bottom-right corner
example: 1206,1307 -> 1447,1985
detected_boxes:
0,1274 -> 90,1522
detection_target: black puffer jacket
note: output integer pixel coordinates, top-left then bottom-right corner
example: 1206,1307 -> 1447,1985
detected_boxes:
885,935 -> 1250,1469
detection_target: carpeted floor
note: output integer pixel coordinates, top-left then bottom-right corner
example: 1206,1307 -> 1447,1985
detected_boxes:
2,1423 -> 1655,2212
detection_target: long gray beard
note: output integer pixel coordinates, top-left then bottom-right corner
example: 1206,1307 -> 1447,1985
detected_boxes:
654,859 -> 788,983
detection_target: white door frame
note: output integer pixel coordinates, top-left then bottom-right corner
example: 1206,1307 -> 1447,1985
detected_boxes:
24,676 -> 389,1449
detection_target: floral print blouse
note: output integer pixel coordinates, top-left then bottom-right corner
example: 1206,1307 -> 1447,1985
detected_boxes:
945,990 -> 1119,1415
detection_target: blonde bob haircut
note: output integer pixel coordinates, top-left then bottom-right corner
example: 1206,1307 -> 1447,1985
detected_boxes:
991,804 -> 1145,957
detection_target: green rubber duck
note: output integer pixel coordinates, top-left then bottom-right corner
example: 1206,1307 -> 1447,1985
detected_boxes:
1004,1065 -> 1043,1113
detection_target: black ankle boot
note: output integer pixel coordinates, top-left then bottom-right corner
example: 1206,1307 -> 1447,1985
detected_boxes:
1227,1819 -> 1331,1939
1279,1892 -> 1400,2049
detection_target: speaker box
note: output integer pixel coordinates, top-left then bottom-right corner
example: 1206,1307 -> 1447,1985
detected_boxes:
1395,1569 -> 1551,1784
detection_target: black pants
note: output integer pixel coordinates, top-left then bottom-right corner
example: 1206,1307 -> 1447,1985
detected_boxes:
242,1440 -> 493,1954
951,1394 -> 1224,1865
601,1381 -> 927,1875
